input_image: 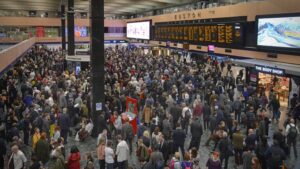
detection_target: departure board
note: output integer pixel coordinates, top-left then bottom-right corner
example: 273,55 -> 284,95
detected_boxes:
154,22 -> 244,47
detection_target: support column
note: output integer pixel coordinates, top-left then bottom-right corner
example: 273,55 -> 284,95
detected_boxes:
61,5 -> 66,51
90,0 -> 105,137
67,0 -> 75,55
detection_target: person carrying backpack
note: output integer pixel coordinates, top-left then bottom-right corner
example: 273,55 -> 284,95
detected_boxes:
285,118 -> 299,159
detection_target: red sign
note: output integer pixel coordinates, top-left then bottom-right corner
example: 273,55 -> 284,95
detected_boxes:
124,97 -> 138,134
36,27 -> 45,37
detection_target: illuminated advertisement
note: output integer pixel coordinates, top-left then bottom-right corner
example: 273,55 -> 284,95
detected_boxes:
127,21 -> 151,40
257,16 -> 300,49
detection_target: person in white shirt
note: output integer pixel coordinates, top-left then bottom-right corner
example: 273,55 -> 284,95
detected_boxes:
97,129 -> 108,146
52,126 -> 61,143
286,118 -> 299,158
116,135 -> 129,169
105,140 -> 115,169
8,144 -> 27,169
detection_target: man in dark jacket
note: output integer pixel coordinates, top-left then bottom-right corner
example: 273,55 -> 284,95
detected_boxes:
245,129 -> 257,151
265,140 -> 286,169
203,101 -> 211,131
0,137 -> 6,169
218,132 -> 231,169
189,117 -> 203,150
58,108 -> 70,144
246,106 -> 256,133
121,119 -> 134,154
172,123 -> 186,153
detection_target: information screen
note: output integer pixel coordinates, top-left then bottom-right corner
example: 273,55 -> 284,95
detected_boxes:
127,21 -> 151,40
154,22 -> 243,47
257,16 -> 300,49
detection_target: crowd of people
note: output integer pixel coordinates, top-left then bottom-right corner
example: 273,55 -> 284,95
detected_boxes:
0,44 -> 299,169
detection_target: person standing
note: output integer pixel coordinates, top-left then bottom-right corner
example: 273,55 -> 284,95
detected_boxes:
105,140 -> 115,169
172,123 -> 186,153
203,101 -> 211,131
8,144 -> 27,169
265,140 -> 286,169
32,127 -> 41,150
67,146 -> 80,169
285,118 -> 299,159
206,151 -> 222,169
232,128 -> 244,166
97,138 -> 106,169
0,137 -> 6,169
243,148 -> 254,169
218,132 -> 231,169
116,135 -> 129,169
189,117 -> 203,150
58,108 -> 70,144
35,132 -> 50,165
121,118 -> 134,154
269,98 -> 280,123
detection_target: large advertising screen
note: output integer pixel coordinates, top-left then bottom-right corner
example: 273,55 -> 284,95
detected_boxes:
257,15 -> 300,49
66,26 -> 88,37
75,26 -> 88,37
126,21 -> 151,40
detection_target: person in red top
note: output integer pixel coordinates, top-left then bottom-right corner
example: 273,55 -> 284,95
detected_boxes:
67,145 -> 80,169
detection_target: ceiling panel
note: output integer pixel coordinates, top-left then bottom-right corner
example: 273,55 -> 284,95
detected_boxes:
0,0 -> 195,16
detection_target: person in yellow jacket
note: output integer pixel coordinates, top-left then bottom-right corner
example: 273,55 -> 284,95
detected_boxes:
32,128 -> 41,150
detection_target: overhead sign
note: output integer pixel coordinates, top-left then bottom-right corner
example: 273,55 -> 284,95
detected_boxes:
154,22 -> 244,47
255,65 -> 285,76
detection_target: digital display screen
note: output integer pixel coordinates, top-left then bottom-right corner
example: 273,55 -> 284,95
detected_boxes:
66,26 -> 88,37
75,26 -> 87,37
127,21 -> 151,40
257,16 -> 300,49
208,45 -> 215,53
154,22 -> 243,47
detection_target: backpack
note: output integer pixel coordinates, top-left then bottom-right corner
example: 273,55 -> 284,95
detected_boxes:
287,125 -> 298,139
270,151 -> 282,166
168,159 -> 175,169
155,160 -> 164,169
183,162 -> 192,169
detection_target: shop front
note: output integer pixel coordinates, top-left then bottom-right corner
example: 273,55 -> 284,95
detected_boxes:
234,59 -> 300,108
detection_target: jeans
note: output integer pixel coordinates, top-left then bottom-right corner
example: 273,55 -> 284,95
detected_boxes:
99,159 -> 105,169
235,110 -> 241,123
106,163 -> 114,169
189,136 -> 201,150
118,161 -> 127,169
61,129 -> 69,144
234,148 -> 243,165
204,118 -> 210,130
220,156 -> 229,169
288,139 -> 298,158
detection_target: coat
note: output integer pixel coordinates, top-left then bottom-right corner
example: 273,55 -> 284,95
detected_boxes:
67,152 -> 81,169
190,119 -> 203,138
35,139 -> 50,164
142,106 -> 152,124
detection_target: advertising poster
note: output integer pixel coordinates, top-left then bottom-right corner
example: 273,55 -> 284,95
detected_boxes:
124,97 -> 138,134
36,27 -> 45,37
